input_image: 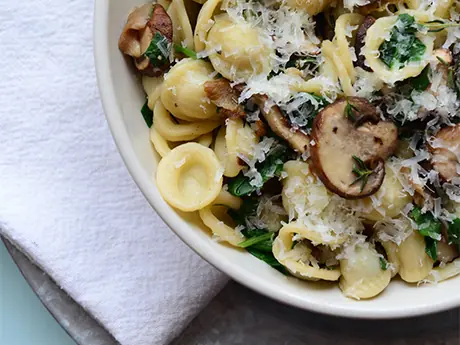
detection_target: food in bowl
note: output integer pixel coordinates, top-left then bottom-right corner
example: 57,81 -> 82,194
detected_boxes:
117,0 -> 460,299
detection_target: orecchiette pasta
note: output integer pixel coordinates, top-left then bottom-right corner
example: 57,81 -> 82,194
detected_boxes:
273,222 -> 341,281
363,16 -> 434,84
156,142 -> 223,211
153,100 -> 220,141
339,244 -> 392,299
397,231 -> 434,283
120,0 -> 460,300
360,166 -> 412,221
161,59 -> 218,120
199,190 -> 245,245
206,14 -> 273,81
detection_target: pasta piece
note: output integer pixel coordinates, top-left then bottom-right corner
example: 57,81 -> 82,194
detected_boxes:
397,231 -> 434,283
199,190 -> 245,245
424,257 -> 460,283
143,76 -> 164,110
360,165 -> 411,221
214,120 -> 258,177
363,16 -> 434,84
167,0 -> 194,49
434,0 -> 455,18
161,59 -> 219,120
339,244 -> 392,300
206,14 -> 273,81
150,126 -> 174,157
272,222 -> 341,281
381,241 -> 400,278
153,101 -> 220,141
282,160 -> 330,220
195,132 -> 213,147
321,40 -> 355,96
284,0 -> 334,15
156,142 -> 224,211
194,0 -> 221,51
333,13 -> 364,83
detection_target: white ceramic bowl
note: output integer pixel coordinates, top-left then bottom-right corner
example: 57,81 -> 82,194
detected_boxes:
94,0 -> 460,318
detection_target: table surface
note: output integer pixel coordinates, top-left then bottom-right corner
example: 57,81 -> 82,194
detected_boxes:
0,241 -> 76,345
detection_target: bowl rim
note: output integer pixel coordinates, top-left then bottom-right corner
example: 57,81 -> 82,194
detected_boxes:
94,0 -> 460,319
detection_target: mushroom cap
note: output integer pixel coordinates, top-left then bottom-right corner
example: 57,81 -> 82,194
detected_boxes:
428,124 -> 460,182
310,97 -> 398,199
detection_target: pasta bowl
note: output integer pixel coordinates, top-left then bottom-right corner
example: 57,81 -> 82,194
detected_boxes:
94,0 -> 460,318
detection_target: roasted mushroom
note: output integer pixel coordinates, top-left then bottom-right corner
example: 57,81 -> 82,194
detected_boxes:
251,95 -> 310,153
428,124 -> 460,182
118,4 -> 173,76
204,79 -> 246,119
310,97 -> 398,199
354,16 -> 375,71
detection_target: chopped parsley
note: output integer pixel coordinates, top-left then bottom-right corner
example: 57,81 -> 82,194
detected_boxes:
379,14 -> 426,69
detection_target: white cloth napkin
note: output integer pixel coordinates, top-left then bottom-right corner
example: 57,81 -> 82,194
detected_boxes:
0,1 -> 228,344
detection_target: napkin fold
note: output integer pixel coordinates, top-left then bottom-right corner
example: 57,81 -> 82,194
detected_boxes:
0,1 -> 228,344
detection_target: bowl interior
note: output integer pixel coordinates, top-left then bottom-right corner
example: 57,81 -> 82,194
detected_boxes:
94,0 -> 460,318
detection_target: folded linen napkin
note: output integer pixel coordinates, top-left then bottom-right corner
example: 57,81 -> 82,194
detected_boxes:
0,1 -> 228,344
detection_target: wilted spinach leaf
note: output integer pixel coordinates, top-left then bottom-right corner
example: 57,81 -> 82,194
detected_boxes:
448,218 -> 460,250
379,14 -> 426,69
227,142 -> 291,197
141,100 -> 153,127
144,32 -> 171,67
411,207 -> 442,261
281,93 -> 329,130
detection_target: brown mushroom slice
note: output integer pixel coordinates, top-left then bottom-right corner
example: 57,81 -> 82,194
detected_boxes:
118,4 -> 173,76
428,124 -> 460,182
204,79 -> 246,119
251,95 -> 310,153
354,16 -> 375,72
310,97 -> 398,199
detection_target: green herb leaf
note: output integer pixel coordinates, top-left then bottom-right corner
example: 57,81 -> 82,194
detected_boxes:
409,65 -> 431,91
344,99 -> 358,122
447,218 -> 460,250
227,143 -> 291,197
144,32 -> 171,67
174,44 -> 198,59
424,236 -> 438,261
410,207 -> 442,241
246,247 -> 290,274
379,257 -> 389,271
410,207 -> 442,261
238,232 -> 273,248
285,55 -> 317,70
379,14 -> 426,69
141,100 -> 153,127
423,20 -> 460,33
350,155 -> 374,192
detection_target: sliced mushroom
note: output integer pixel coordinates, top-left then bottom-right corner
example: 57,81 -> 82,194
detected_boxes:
428,124 -> 460,182
310,97 -> 398,199
354,16 -> 375,72
118,4 -> 173,76
204,79 -> 246,119
251,95 -> 310,153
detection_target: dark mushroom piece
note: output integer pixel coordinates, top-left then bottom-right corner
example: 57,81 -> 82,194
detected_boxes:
118,4 -> 173,76
204,79 -> 246,119
310,97 -> 398,199
251,94 -> 310,153
428,124 -> 460,182
354,16 -> 375,72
